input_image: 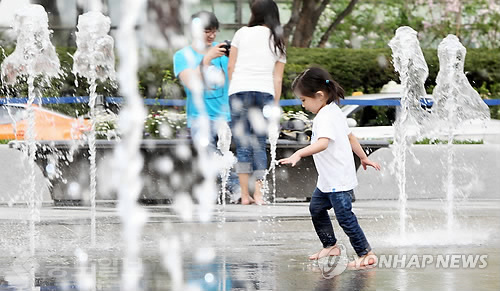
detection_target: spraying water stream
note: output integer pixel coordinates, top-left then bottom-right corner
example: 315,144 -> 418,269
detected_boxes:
432,35 -> 490,232
0,4 -> 61,290
113,0 -> 148,289
73,10 -> 116,247
388,26 -> 430,237
263,104 -> 281,203
216,121 -> 236,206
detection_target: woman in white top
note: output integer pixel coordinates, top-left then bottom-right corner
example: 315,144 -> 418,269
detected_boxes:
228,0 -> 286,205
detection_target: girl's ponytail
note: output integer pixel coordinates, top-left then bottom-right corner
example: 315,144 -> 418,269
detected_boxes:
325,78 -> 345,104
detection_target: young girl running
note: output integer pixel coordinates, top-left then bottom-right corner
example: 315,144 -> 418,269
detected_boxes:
279,67 -> 380,268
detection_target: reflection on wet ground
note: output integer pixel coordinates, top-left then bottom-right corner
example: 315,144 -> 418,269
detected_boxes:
0,200 -> 499,290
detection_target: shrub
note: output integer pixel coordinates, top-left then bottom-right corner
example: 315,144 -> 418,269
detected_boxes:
143,109 -> 187,139
1,47 -> 498,118
283,47 -> 500,100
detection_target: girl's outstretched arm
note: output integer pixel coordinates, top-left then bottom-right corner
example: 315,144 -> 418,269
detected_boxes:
278,138 -> 329,167
348,133 -> 381,171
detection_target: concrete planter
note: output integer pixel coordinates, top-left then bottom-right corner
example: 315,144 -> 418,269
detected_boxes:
356,144 -> 500,200
8,139 -> 388,205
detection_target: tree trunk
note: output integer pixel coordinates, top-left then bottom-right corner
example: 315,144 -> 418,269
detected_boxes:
283,0 -> 302,46
317,0 -> 359,48
290,0 -> 329,47
147,0 -> 184,49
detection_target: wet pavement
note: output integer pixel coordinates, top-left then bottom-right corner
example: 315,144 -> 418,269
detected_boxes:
0,200 -> 499,290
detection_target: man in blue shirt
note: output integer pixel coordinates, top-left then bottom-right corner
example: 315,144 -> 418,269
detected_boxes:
173,11 -> 230,141
173,11 -> 239,202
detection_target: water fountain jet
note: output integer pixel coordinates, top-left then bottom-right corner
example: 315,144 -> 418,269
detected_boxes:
0,3 -> 61,290
113,0 -> 148,289
73,9 -> 116,247
388,26 -> 430,237
432,34 -> 490,231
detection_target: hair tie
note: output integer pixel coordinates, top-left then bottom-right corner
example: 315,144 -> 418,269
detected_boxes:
325,79 -> 330,84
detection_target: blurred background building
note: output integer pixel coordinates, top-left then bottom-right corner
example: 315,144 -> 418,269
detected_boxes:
0,0 -> 292,48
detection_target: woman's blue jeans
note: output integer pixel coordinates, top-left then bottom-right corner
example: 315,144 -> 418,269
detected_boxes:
229,91 -> 274,180
309,188 -> 372,257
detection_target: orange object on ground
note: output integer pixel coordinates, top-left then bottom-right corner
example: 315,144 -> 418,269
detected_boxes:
0,104 -> 90,140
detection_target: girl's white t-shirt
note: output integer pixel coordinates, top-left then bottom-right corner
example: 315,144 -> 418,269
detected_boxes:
311,102 -> 358,193
228,26 -> 286,97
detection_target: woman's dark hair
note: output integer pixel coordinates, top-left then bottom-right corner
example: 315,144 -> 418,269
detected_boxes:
291,67 -> 345,104
191,11 -> 219,30
248,0 -> 286,57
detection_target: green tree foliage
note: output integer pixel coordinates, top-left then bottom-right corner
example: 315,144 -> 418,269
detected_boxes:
281,47 -> 500,100
315,0 -> 500,49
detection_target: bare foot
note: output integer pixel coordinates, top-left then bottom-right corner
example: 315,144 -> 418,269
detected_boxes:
347,251 -> 377,269
254,198 -> 266,205
253,191 -> 266,205
240,197 -> 255,205
309,245 -> 341,260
